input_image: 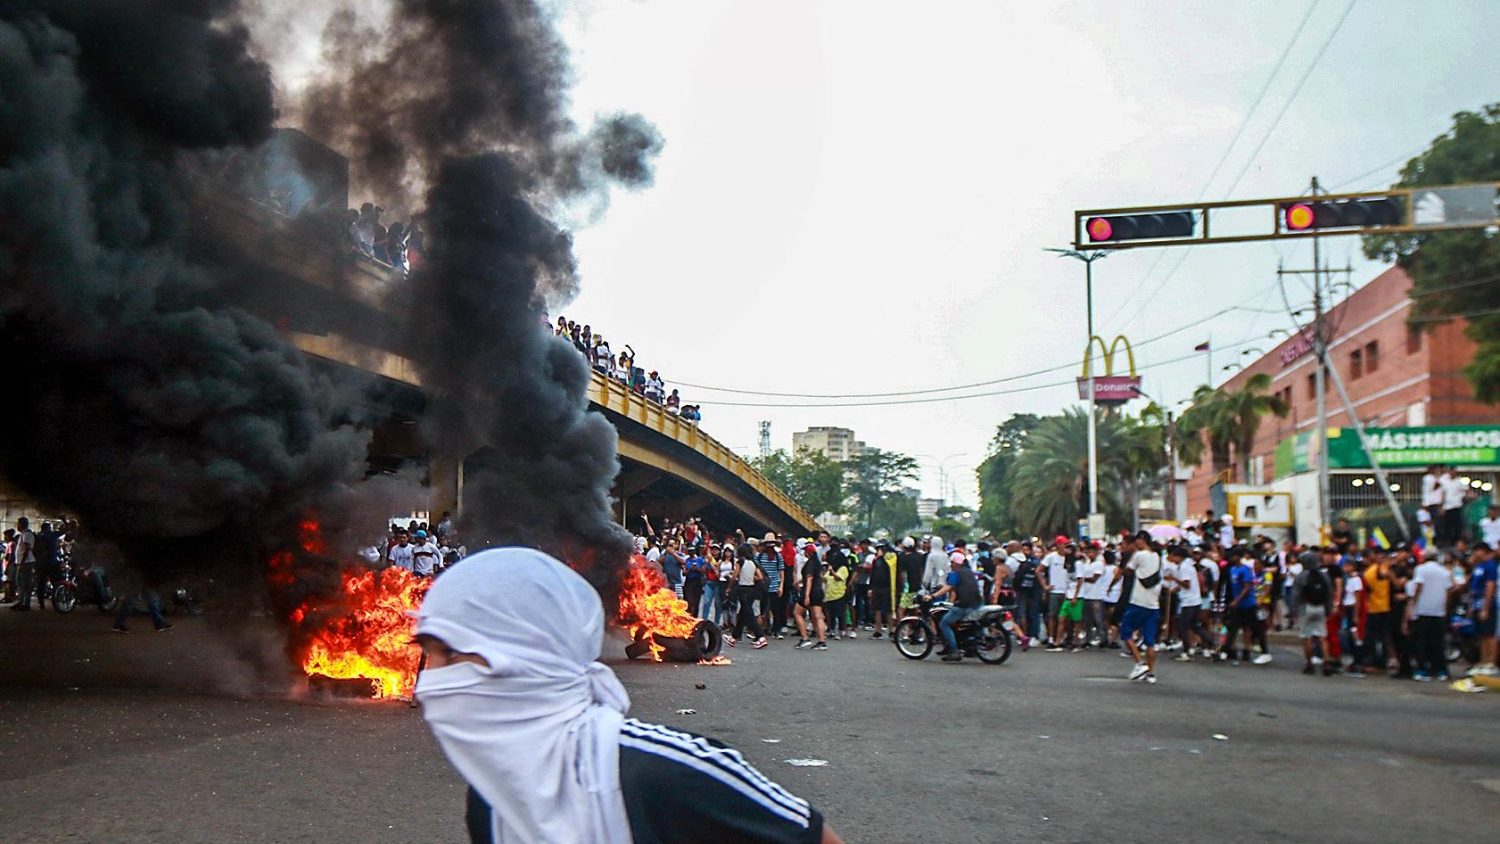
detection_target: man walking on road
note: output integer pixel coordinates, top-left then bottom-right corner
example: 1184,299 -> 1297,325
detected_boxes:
1293,551 -> 1332,675
1111,532 -> 1163,684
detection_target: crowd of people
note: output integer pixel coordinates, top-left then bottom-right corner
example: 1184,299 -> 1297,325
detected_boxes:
346,201 -> 425,274
633,507 -> 1500,686
376,512 -> 467,578
551,317 -> 702,422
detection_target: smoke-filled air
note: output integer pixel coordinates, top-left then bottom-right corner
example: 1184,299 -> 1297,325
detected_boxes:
0,0 -> 658,615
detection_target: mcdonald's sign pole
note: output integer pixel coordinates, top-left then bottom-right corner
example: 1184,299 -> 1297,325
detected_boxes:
1047,247 -> 1110,535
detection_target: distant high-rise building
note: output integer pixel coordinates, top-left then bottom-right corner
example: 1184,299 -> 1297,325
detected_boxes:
758,420 -> 772,458
917,497 -> 945,523
792,426 -> 865,462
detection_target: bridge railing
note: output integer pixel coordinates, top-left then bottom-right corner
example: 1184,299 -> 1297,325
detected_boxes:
588,374 -> 820,533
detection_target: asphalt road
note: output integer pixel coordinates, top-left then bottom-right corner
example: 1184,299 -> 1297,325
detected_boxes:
2,608 -> 1498,843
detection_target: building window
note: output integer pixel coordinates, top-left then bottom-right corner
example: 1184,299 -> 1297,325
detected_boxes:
1407,323 -> 1423,354
1365,340 -> 1379,374
1306,372 -> 1316,399
1350,348 -> 1363,379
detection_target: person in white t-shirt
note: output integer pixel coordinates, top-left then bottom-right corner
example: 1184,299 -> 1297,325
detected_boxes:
1407,556 -> 1453,680
1421,465 -> 1443,540
1479,506 -> 1500,549
410,530 -> 442,578
1439,467 -> 1467,546
1101,552 -> 1122,648
1079,545 -> 1108,647
1169,546 -> 1211,660
1110,532 -> 1163,684
1218,513 -> 1235,549
1339,556 -> 1366,674
1041,540 -> 1072,648
387,531 -> 415,573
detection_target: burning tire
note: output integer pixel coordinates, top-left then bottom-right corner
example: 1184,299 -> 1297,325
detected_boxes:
625,619 -> 724,662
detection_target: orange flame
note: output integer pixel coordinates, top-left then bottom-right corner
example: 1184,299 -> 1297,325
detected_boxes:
617,555 -> 699,662
275,519 -> 430,700
297,567 -> 429,698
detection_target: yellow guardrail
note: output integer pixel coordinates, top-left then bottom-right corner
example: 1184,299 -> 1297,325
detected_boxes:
588,373 -> 820,533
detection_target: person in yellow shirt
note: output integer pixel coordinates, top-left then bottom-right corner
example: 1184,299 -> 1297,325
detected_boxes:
1362,553 -> 1394,672
823,546 -> 851,639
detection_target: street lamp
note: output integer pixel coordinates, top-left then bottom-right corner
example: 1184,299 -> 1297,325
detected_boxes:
1222,363 -> 1242,372
1268,328 -> 1290,339
1241,347 -> 1265,357
1046,247 -> 1109,535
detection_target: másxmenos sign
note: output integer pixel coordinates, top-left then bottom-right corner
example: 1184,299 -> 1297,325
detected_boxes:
1330,425 -> 1500,468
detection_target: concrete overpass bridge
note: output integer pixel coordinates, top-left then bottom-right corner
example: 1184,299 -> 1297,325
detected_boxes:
189,139 -> 818,537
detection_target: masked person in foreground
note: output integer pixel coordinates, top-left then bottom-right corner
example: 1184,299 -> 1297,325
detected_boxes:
414,547 -> 842,844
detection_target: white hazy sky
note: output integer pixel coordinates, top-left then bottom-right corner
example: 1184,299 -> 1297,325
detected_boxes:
552,0 -> 1500,505
513,2 -> 1500,504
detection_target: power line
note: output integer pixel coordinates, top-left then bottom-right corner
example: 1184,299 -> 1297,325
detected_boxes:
1111,0 -> 1359,333
1325,146 -> 1423,191
694,334 -> 1271,409
1103,1 -> 1321,334
1220,0 -> 1359,199
674,284 -> 1289,399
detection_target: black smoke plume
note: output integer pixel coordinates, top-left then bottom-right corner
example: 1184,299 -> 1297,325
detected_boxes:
0,1 -> 368,575
296,0 -> 663,597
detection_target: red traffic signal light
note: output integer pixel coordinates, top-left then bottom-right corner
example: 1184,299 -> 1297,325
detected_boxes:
1084,211 -> 1194,243
1280,197 -> 1405,232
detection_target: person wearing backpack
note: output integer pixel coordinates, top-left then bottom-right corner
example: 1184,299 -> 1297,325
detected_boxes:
1293,550 -> 1332,675
1110,531 -> 1165,684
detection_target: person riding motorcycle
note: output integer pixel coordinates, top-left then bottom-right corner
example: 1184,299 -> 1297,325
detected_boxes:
929,555 -> 984,662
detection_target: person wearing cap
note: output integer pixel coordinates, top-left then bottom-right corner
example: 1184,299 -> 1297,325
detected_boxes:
410,529 -> 443,578
413,548 -> 839,843
1292,550 -> 1333,675
754,533 -> 788,638
894,537 -> 921,612
1041,538 -> 1072,650
792,542 -> 828,650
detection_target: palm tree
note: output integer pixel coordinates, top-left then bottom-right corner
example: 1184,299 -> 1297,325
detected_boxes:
1177,383 -> 1234,477
1222,372 -> 1289,480
1176,375 -> 1289,483
1010,408 -> 1127,536
1116,410 -> 1166,532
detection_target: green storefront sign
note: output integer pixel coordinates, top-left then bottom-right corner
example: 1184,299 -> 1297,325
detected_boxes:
1276,426 -> 1500,477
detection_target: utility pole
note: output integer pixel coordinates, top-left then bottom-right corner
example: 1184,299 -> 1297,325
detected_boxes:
1280,176 -> 1407,542
1165,410 -> 1179,522
1311,177 -> 1331,544
757,420 -> 772,458
1046,247 -> 1109,538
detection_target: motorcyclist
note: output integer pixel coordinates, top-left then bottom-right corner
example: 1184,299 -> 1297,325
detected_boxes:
929,554 -> 983,663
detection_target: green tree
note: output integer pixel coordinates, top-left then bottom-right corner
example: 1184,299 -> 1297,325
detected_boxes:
846,448 -> 919,536
1177,374 -> 1287,482
1008,408 -> 1125,537
1222,373 -> 1289,480
1177,383 -> 1234,475
750,448 -> 845,516
975,414 -> 1041,537
870,492 -> 920,538
1363,104 -> 1500,402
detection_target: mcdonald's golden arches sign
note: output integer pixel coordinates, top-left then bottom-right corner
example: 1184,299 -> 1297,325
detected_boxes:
1077,335 -> 1142,406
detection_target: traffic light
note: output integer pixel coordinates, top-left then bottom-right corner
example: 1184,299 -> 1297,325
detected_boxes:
1281,196 -> 1405,232
1084,211 -> 1195,243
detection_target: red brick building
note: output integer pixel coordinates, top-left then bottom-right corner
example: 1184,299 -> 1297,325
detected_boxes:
1184,265 -> 1497,539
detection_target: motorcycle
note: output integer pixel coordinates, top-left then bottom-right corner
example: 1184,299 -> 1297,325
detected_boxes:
51,556 -> 117,614
893,593 -> 1012,664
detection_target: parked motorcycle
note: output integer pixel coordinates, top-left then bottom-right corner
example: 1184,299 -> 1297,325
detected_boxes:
893,593 -> 1012,664
51,557 -> 117,614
